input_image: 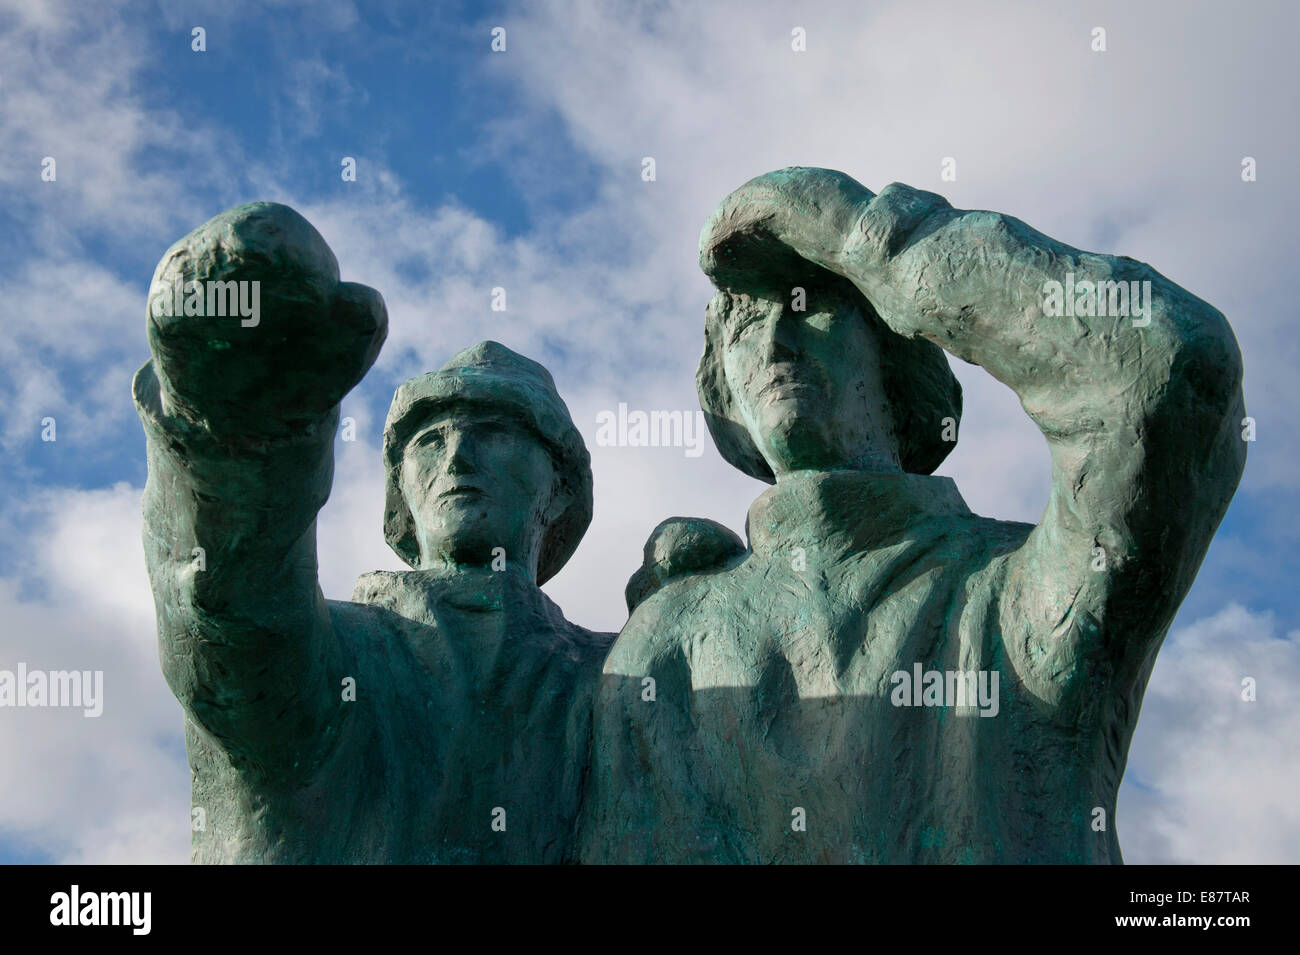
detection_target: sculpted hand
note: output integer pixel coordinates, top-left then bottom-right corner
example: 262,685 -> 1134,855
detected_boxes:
698,166 -> 875,289
146,201 -> 387,437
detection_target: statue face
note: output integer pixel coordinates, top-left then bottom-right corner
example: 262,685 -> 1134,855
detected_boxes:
399,409 -> 558,578
719,286 -> 899,476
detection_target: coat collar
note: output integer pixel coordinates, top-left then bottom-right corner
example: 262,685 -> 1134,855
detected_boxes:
745,469 -> 971,560
353,563 -> 548,616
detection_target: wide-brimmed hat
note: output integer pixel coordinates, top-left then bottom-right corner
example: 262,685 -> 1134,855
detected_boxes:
695,167 -> 961,481
381,341 -> 592,585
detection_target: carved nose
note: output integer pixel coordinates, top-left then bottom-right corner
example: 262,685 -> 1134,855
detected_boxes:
757,314 -> 801,362
443,435 -> 477,474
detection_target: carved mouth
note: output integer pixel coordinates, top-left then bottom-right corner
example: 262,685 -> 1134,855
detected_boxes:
436,485 -> 484,499
758,374 -> 819,399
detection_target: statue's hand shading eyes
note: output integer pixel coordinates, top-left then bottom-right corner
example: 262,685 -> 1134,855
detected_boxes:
145,201 -> 387,437
699,166 -> 876,290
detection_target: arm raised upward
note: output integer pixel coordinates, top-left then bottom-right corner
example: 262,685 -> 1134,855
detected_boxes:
134,202 -> 386,779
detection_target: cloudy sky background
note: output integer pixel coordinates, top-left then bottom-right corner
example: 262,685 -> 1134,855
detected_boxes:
0,0 -> 1295,863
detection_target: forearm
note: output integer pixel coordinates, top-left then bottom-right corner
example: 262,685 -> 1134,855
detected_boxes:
135,359 -> 347,772
840,183 -> 1238,434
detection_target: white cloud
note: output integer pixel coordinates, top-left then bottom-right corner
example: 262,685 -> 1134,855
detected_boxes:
0,483 -> 189,864
0,258 -> 146,448
1120,602 -> 1300,863
283,55 -> 368,140
0,2 -> 233,240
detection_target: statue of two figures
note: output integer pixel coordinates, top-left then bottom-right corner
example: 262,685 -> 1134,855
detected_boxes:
134,168 -> 1246,864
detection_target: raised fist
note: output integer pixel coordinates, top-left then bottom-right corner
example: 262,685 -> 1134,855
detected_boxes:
145,201 -> 387,436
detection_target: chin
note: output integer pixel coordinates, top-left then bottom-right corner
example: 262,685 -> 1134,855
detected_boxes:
760,425 -> 856,473
422,512 -> 505,555
753,401 -> 818,438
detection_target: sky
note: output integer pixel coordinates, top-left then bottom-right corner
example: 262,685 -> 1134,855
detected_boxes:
0,0 -> 1296,864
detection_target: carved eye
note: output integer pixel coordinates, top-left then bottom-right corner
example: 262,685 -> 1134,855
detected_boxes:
413,428 -> 445,450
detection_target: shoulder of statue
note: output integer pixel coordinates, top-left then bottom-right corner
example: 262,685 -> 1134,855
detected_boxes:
625,516 -> 747,614
350,570 -> 407,608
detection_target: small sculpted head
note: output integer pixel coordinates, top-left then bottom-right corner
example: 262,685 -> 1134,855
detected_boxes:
383,342 -> 592,585
398,407 -> 561,580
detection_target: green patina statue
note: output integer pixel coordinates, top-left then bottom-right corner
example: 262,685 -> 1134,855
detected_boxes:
578,167 -> 1247,863
134,202 -> 610,862
136,168 -> 1246,865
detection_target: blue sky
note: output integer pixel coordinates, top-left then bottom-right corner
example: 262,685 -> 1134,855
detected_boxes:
1,0 -> 1297,863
